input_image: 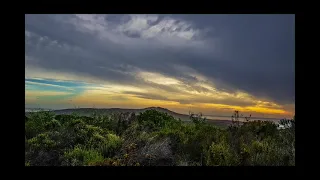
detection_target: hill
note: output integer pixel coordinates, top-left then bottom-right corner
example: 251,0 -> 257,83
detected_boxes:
25,107 -> 233,127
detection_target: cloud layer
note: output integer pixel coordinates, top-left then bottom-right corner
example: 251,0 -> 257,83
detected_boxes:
25,14 -> 295,118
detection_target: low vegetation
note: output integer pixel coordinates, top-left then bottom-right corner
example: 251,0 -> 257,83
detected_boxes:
25,109 -> 295,166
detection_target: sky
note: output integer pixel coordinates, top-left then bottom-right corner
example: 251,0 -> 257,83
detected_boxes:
25,14 -> 295,118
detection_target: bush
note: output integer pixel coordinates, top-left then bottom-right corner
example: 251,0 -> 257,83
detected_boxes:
62,145 -> 105,166
29,111 -> 55,124
26,132 -> 62,166
25,161 -> 30,166
205,141 -> 238,166
25,111 -> 56,138
63,120 -> 106,146
25,120 -> 42,139
44,120 -> 61,131
55,114 -> 77,124
137,110 -> 177,132
96,133 -> 123,158
28,133 -> 57,151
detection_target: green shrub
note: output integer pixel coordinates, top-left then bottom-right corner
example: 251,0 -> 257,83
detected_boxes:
25,161 -> 30,166
91,114 -> 114,130
28,133 -> 57,151
55,114 -> 77,124
28,111 -> 55,123
137,110 -> 177,132
239,121 -> 278,140
26,132 -> 63,166
62,145 -> 105,166
25,120 -> 42,139
44,120 -> 61,131
205,141 -> 238,166
25,111 -> 55,138
63,120 -> 106,146
97,133 -> 123,158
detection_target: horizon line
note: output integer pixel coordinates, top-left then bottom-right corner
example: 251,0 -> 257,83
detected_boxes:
25,106 -> 292,119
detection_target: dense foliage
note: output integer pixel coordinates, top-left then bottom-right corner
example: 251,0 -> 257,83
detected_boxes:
25,110 -> 295,166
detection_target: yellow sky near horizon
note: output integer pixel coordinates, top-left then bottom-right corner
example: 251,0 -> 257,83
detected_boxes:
25,68 -> 295,119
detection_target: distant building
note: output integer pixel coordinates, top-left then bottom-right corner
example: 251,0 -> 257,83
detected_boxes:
277,120 -> 293,130
277,124 -> 285,130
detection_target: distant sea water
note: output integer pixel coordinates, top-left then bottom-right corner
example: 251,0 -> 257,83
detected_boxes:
25,108 -> 53,112
204,115 -> 282,123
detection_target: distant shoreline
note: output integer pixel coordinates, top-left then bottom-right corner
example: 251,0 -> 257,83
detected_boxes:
25,107 -> 286,124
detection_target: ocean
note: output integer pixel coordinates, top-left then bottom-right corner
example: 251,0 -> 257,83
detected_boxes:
25,108 -> 53,112
203,115 -> 282,123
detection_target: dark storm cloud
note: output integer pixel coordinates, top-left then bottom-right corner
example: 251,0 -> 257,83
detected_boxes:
25,14 -> 294,105
174,14 -> 295,104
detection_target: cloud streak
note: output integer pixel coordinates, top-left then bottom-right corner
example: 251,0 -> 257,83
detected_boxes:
25,80 -> 74,91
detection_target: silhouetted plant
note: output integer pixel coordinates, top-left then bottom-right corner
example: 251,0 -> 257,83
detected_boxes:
189,111 -> 207,126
